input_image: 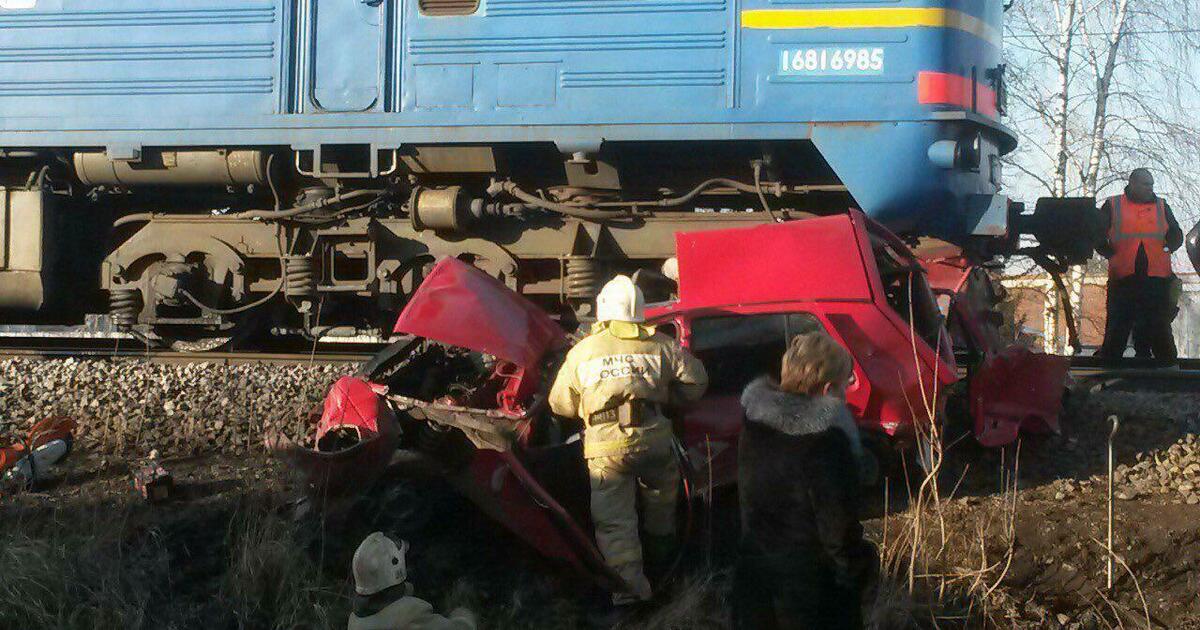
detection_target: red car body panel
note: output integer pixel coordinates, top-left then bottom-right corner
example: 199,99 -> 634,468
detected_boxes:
968,348 -> 1066,446
923,256 -> 1068,445
393,257 -> 564,368
675,215 -> 875,305
457,449 -> 585,565
284,376 -> 401,499
393,257 -> 567,412
315,376 -> 392,444
651,212 -> 957,443
923,255 -> 974,298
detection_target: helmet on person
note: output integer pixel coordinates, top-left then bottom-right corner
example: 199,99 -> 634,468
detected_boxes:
661,257 -> 679,282
352,532 -> 409,595
596,275 -> 645,323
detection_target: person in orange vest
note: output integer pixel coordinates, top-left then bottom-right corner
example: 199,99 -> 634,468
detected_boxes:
1188,219 -> 1199,275
1096,168 -> 1184,364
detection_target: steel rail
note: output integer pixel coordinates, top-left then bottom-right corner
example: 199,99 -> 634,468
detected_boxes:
951,357 -> 1200,393
1071,368 -> 1200,394
0,346 -> 374,366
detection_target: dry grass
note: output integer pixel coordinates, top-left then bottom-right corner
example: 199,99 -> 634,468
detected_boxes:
223,502 -> 348,629
859,307 -> 1031,628
0,491 -> 349,629
633,570 -> 732,630
0,506 -> 172,628
0,466 -> 1021,630
870,383 -> 1028,628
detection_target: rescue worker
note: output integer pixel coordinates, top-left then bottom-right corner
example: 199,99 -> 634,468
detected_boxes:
1096,168 -> 1184,364
548,275 -> 708,609
348,532 -> 476,630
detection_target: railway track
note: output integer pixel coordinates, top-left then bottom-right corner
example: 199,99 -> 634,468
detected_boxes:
3,336 -> 1197,389
0,340 -> 377,366
1062,356 -> 1200,393
1070,368 -> 1200,394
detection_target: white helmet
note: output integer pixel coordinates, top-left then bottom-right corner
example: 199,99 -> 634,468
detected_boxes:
661,257 -> 679,282
596,275 -> 645,323
352,532 -> 409,596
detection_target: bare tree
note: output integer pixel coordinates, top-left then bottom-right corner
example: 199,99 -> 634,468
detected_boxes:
1003,0 -> 1200,353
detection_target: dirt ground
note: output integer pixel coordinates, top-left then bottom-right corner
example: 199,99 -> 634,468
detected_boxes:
2,388 -> 1198,629
894,386 -> 1200,629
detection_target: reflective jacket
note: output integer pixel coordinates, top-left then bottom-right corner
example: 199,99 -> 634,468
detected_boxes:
1106,194 -> 1172,279
548,321 -> 708,459
347,595 -> 476,630
1187,220 -> 1199,276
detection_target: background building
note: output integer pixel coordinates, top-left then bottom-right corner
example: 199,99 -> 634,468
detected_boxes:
1001,272 -> 1199,358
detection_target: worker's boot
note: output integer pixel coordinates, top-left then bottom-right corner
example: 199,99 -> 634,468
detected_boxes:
643,533 -> 679,583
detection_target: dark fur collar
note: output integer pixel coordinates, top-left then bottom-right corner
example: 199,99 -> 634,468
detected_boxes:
741,377 -> 863,457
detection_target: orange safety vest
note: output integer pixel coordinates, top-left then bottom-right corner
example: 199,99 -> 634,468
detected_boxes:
1106,194 -> 1172,279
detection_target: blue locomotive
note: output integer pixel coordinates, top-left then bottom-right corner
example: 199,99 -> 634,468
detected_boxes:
0,0 -> 1012,347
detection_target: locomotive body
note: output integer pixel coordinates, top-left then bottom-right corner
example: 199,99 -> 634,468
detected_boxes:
0,0 -> 1011,345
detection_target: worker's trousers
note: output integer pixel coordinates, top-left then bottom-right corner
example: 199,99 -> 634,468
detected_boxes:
1100,275 -> 1177,363
587,438 -> 679,605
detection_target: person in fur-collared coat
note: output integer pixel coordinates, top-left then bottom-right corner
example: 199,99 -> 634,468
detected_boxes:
733,332 -> 878,630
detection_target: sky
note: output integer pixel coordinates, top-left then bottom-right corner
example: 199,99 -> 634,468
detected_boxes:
999,0 -> 1200,269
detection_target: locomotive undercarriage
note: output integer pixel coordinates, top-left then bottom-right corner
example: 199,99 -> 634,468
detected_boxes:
0,141 -> 861,348
105,211 -> 793,347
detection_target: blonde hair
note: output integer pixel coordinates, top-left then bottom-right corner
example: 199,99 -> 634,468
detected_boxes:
780,331 -> 853,395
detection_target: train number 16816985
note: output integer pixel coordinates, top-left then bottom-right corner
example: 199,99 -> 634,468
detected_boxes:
778,48 -> 885,76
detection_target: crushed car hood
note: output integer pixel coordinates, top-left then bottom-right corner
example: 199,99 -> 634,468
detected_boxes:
393,258 -> 566,367
673,213 -> 875,308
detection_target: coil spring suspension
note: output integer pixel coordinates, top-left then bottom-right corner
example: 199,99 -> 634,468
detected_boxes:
565,257 -> 601,300
283,256 -> 317,301
109,287 -> 140,330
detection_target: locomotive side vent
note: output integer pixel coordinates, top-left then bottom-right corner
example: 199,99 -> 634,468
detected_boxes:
419,0 -> 479,16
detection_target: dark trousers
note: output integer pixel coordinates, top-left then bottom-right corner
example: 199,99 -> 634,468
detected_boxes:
732,550 -> 865,630
1099,275 -> 1177,362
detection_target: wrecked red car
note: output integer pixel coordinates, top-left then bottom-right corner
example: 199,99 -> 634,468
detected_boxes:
922,254 -> 1069,447
284,211 -> 1066,585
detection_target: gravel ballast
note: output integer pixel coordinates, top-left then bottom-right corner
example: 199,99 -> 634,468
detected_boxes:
1032,389 -> 1200,504
3,356 -> 1198,473
0,358 -> 352,456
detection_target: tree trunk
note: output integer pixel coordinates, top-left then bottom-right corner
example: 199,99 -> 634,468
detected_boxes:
1072,0 -> 1129,355
1050,0 -> 1079,198
1044,281 -> 1061,353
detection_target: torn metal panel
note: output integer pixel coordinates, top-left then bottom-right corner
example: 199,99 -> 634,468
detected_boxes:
285,376 -> 402,499
923,254 -> 1068,447
393,257 -> 566,369
386,393 -> 539,452
970,347 -> 1068,447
